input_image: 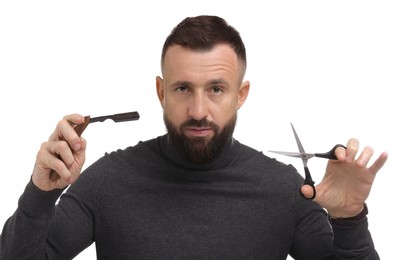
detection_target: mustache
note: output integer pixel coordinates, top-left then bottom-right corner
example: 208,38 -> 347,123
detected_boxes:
181,118 -> 217,129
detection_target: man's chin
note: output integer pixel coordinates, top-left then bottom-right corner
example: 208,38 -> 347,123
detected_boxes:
185,135 -> 210,147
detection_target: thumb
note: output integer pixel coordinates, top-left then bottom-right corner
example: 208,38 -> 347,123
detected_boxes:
300,184 -> 316,200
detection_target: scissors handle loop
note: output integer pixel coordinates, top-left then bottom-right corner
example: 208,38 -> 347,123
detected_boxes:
315,144 -> 346,159
300,167 -> 316,200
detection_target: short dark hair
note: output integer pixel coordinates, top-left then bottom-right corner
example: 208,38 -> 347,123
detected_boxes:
161,15 -> 247,79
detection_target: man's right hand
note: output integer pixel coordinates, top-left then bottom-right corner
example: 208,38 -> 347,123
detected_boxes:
32,114 -> 87,191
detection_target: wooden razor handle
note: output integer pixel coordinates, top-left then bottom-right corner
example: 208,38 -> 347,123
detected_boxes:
74,116 -> 91,137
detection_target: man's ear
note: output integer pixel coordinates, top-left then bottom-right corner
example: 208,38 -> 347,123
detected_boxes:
156,76 -> 164,108
237,80 -> 250,110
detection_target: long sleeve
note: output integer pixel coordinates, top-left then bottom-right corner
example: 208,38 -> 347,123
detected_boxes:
289,200 -> 379,260
0,175 -> 98,260
0,179 -> 64,259
331,216 -> 379,259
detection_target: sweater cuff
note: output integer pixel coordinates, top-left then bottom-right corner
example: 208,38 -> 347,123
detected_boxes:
18,177 -> 66,217
329,203 -> 368,226
330,214 -> 373,250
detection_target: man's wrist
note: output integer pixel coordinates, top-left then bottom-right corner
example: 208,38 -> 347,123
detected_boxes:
329,203 -> 368,226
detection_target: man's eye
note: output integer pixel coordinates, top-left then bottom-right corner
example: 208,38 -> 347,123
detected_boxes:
176,86 -> 188,92
211,86 -> 223,94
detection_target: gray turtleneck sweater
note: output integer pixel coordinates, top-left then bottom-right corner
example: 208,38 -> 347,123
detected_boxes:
0,135 -> 378,259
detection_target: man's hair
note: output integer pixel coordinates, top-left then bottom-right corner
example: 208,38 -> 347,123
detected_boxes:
161,15 -> 247,79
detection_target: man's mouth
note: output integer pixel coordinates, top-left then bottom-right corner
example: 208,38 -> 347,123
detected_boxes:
185,127 -> 213,137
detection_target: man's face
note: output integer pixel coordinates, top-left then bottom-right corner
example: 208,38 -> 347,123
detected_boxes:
156,44 -> 249,163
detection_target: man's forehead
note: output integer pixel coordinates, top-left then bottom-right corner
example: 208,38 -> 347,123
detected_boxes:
163,45 -> 239,71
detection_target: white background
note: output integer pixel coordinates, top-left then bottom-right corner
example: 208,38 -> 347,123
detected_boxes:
0,1 -> 399,259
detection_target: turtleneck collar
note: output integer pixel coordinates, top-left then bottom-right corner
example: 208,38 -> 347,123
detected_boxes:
156,134 -> 240,181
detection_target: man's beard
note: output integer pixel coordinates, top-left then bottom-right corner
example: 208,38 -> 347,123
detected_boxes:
164,113 -> 237,164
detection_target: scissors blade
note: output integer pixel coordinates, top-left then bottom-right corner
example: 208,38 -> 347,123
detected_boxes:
269,150 -> 315,159
269,150 -> 302,157
290,123 -> 306,155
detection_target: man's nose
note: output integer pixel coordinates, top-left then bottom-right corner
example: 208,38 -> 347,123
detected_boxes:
188,93 -> 208,121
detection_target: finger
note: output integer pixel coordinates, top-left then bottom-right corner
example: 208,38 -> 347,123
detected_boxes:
40,137 -> 86,184
36,144 -> 72,180
51,141 -> 76,168
346,138 -> 359,163
356,146 -> 374,167
49,114 -> 85,150
48,158 -> 72,181
300,185 -> 315,199
63,113 -> 86,126
46,140 -> 76,169
369,152 -> 388,174
334,144 -> 347,161
74,137 -> 87,163
55,136 -> 87,178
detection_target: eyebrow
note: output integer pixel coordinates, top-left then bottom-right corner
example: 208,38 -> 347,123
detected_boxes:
171,80 -> 192,87
206,79 -> 227,85
171,78 -> 227,87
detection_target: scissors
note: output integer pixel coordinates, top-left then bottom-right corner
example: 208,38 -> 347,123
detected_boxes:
269,123 -> 345,200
